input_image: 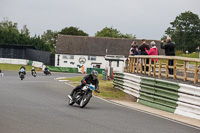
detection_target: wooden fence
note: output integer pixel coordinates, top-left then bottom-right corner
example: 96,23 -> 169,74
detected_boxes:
126,55 -> 200,83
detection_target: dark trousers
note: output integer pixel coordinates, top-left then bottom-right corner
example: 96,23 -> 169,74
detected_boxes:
168,59 -> 174,74
70,83 -> 85,96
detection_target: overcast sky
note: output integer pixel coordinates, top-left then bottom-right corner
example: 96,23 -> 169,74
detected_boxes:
0,0 -> 200,40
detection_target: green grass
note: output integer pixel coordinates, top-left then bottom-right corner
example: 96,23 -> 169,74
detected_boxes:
64,74 -> 130,100
177,52 -> 200,65
159,52 -> 200,65
0,63 -> 42,71
178,52 -> 199,58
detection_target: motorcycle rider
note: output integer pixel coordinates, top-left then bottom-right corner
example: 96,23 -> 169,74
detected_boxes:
68,70 -> 99,100
31,67 -> 36,75
44,67 -> 50,74
19,65 -> 26,75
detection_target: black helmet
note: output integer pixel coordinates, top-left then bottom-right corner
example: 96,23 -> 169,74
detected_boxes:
91,70 -> 98,77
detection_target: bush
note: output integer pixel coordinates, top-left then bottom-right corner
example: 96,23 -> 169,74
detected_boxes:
175,50 -> 183,56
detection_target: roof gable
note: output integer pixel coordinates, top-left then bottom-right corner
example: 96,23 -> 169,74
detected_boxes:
56,35 -> 164,56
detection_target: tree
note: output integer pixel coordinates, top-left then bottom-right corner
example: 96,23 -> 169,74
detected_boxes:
95,27 -> 121,38
165,11 -> 200,52
95,27 -> 136,39
0,18 -> 20,44
41,30 -> 58,53
120,33 -> 136,39
0,18 -> 52,52
30,35 -> 50,51
19,25 -> 31,45
59,26 -> 88,36
160,35 -> 167,41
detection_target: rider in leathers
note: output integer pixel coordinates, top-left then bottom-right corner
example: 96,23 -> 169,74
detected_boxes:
68,70 -> 99,100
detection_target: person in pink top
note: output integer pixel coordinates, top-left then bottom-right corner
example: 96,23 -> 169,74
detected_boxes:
145,41 -> 158,71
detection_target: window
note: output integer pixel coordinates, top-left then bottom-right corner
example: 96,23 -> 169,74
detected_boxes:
63,55 -> 74,59
64,61 -> 67,63
88,56 -> 96,61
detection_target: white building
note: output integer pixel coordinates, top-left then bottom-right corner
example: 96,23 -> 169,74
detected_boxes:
55,35 -> 162,73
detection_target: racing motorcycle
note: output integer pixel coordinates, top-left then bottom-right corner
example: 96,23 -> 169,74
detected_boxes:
68,84 -> 100,108
44,69 -> 51,75
19,69 -> 25,80
32,71 -> 37,77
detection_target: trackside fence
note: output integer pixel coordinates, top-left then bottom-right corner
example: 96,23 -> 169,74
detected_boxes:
113,72 -> 200,120
126,55 -> 200,83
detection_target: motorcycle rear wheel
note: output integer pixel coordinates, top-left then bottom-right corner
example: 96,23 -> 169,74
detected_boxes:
79,93 -> 92,108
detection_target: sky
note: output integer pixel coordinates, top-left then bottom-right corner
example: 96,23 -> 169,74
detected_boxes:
0,0 -> 200,40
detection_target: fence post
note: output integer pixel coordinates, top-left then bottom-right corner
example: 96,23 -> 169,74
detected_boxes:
133,58 -> 135,73
153,59 -> 156,77
136,58 -> 139,73
129,57 -> 133,73
144,58 -> 147,74
127,57 -> 131,72
173,60 -> 176,79
140,58 -> 143,74
159,60 -> 162,78
184,61 -> 187,81
194,62 -> 198,83
148,60 -> 152,76
165,59 -> 168,78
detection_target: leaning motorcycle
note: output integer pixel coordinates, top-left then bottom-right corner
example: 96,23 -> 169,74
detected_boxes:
32,71 -> 37,77
68,84 -> 100,108
44,70 -> 51,75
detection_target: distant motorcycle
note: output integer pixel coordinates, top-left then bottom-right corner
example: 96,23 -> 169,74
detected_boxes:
19,69 -> 25,80
68,84 -> 100,108
44,69 -> 51,75
32,71 -> 37,77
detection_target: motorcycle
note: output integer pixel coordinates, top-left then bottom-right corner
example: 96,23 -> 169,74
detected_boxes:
19,69 -> 25,80
44,69 -> 51,75
68,84 -> 100,108
32,71 -> 37,77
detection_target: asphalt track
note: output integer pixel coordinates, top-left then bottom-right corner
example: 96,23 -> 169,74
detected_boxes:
0,71 -> 199,133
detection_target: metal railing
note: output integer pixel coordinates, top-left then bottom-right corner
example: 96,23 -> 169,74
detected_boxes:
125,55 -> 200,83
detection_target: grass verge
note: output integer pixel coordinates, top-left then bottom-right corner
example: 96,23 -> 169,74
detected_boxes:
64,74 -> 136,101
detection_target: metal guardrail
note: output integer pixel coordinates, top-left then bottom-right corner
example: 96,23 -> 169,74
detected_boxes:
126,55 -> 200,83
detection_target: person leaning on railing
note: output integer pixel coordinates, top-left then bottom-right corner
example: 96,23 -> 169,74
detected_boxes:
145,41 -> 158,72
160,37 -> 175,75
138,39 -> 150,71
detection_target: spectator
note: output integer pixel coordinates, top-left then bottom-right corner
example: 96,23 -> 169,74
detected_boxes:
145,41 -> 158,71
129,43 -> 134,56
129,41 -> 137,56
160,37 -> 175,75
138,39 -> 150,71
81,65 -> 85,74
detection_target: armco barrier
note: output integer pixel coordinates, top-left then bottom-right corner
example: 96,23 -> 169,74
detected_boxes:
138,77 -> 179,113
113,72 -> 200,120
32,61 -> 43,68
0,58 -> 29,65
114,72 -> 141,98
0,58 -> 43,68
